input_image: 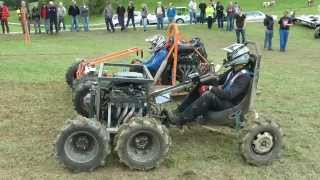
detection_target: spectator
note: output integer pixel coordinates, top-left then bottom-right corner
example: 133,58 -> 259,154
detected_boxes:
216,1 -> 224,29
57,2 -> 66,31
155,2 -> 165,30
126,1 -> 136,31
264,14 -> 274,50
0,4 -> 2,29
226,1 -> 235,31
68,0 -> 80,32
40,4 -> 49,34
234,10 -> 246,43
234,1 -> 240,15
80,4 -> 89,32
18,1 -> 30,34
167,2 -> 176,24
188,0 -> 197,24
210,0 -> 217,9
48,1 -> 58,34
141,4 -> 148,32
104,2 -> 115,32
31,5 -> 41,34
278,11 -> 293,52
199,0 -> 207,24
1,3 -> 10,34
206,4 -> 214,29
116,3 -> 126,31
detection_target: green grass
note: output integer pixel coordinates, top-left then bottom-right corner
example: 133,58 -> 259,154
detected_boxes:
0,22 -> 320,179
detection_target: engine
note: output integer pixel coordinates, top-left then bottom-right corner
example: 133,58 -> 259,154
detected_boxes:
177,37 -> 209,82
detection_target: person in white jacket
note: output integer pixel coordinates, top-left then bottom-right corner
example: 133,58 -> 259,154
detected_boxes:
188,0 -> 197,24
57,2 -> 66,31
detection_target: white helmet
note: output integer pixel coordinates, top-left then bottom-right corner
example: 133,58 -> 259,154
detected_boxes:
223,43 -> 250,68
145,35 -> 166,53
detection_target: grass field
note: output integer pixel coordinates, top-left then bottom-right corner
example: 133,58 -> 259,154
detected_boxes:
0,21 -> 320,180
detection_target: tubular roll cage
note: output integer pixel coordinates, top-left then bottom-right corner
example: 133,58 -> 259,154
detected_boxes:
75,23 -> 210,86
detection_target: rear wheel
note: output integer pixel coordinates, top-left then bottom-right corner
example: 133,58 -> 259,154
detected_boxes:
65,61 -> 81,88
74,83 -> 92,118
314,27 -> 320,39
115,117 -> 171,170
55,116 -> 110,172
239,118 -> 283,166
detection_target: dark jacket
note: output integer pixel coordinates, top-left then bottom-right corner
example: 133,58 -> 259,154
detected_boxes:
199,3 -> 207,13
68,5 -> 80,17
127,6 -> 134,17
117,6 -> 126,17
278,16 -> 292,30
264,15 -> 274,30
206,69 -> 252,104
48,5 -> 57,18
0,7 -> 3,19
216,4 -> 224,17
31,7 -> 40,20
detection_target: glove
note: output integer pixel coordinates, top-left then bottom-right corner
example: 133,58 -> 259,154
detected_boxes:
210,86 -> 220,94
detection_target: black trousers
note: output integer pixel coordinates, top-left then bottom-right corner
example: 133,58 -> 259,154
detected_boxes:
200,12 -> 205,24
126,16 -> 135,29
217,15 -> 224,28
207,16 -> 213,29
178,87 -> 233,122
105,17 -> 115,32
49,16 -> 58,33
1,19 -> 10,33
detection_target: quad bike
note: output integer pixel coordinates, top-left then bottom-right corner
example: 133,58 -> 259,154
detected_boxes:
67,24 -> 210,118
315,26 -> 320,38
55,41 -> 283,172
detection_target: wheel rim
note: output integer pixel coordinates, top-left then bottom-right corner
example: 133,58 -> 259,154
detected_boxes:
127,130 -> 161,163
251,132 -> 274,154
64,131 -> 99,163
81,93 -> 91,113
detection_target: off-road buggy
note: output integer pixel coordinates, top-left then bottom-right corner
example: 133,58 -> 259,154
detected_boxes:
55,37 -> 283,171
293,14 -> 320,39
66,24 -> 210,118
315,26 -> 320,38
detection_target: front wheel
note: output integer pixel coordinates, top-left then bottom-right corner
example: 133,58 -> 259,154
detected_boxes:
55,116 -> 110,172
239,118 -> 283,166
115,117 -> 171,170
65,61 -> 81,88
314,27 -> 320,39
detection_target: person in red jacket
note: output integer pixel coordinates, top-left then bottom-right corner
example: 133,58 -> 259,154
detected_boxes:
1,3 -> 10,34
40,3 -> 49,34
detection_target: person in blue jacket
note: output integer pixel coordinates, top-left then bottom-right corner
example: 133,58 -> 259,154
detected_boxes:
143,35 -> 168,75
167,3 -> 176,24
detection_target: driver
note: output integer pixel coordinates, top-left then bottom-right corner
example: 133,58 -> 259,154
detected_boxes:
170,44 -> 253,127
135,35 -> 168,76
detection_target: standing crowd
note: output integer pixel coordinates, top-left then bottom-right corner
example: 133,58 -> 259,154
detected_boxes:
191,0 -> 294,52
2,0 -> 296,52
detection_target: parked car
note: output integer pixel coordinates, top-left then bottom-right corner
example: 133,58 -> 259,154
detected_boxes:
148,7 -> 190,24
293,15 -> 320,28
195,11 -> 275,23
113,11 -> 142,27
245,11 -> 277,22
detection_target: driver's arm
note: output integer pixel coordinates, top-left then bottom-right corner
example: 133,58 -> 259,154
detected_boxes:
210,74 -> 251,100
202,70 -> 230,86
